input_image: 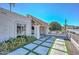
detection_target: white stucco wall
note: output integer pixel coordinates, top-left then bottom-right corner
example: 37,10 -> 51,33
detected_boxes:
0,9 -> 31,42
26,15 -> 32,36
0,13 -> 13,42
45,26 -> 49,35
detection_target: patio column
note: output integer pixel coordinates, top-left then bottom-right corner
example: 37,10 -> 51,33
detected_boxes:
45,26 -> 49,35
34,25 -> 40,39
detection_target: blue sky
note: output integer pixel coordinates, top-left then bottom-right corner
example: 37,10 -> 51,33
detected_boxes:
0,3 -> 79,26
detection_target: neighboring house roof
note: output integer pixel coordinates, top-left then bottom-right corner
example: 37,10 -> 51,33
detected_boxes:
27,14 -> 48,26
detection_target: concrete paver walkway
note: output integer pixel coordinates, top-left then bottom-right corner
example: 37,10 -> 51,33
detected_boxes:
7,36 -> 68,55
49,38 -> 68,55
8,36 -> 55,55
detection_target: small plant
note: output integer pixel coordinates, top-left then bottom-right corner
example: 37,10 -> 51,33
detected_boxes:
0,36 -> 36,54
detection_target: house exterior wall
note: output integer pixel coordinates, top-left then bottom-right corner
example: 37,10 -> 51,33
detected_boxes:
40,26 -> 49,35
40,26 -> 46,35
26,15 -> 32,36
45,26 -> 49,35
27,15 -> 49,39
0,13 -> 14,42
0,8 -> 49,42
0,10 -> 31,42
34,25 -> 40,39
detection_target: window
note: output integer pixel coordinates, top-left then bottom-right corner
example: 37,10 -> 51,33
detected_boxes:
32,25 -> 34,35
17,24 -> 26,36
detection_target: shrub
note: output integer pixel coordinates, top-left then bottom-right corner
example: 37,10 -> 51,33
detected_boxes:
26,36 -> 37,42
0,36 -> 36,54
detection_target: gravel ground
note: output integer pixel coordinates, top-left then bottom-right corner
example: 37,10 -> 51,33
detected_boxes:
65,40 -> 79,55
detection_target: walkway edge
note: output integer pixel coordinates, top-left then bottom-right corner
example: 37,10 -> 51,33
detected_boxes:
48,37 -> 56,54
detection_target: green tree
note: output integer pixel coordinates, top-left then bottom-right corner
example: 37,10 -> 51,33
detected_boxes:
49,22 -> 61,31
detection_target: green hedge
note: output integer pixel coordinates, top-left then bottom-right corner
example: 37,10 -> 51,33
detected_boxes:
0,36 -> 36,54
